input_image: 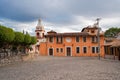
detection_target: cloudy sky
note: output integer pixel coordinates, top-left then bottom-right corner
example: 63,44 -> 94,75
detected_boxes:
0,0 -> 120,35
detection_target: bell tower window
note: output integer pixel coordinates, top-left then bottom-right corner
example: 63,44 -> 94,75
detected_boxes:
91,30 -> 95,33
37,33 -> 39,36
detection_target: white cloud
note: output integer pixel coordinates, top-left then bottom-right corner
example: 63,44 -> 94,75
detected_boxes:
101,17 -> 120,26
0,0 -> 120,33
1,16 -> 120,36
0,19 -> 37,36
100,17 -> 120,30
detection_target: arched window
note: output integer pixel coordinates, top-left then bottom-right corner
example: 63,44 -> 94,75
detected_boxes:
37,33 -> 39,36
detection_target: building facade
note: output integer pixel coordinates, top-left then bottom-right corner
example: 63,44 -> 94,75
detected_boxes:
35,19 -> 105,57
104,33 -> 120,60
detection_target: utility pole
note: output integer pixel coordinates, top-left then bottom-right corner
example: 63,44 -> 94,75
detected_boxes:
96,18 -> 101,60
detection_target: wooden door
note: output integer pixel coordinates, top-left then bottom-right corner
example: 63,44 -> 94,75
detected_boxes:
66,47 -> 71,56
49,48 -> 53,56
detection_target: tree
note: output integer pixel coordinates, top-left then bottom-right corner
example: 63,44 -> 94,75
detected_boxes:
0,25 -> 15,48
30,36 -> 37,45
0,25 -> 15,57
24,34 -> 31,45
0,24 -> 39,56
105,27 -> 120,37
12,32 -> 25,53
22,34 -> 31,53
6,27 -> 15,43
14,32 -> 24,44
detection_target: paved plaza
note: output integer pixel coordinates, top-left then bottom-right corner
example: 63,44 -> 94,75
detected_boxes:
0,56 -> 120,80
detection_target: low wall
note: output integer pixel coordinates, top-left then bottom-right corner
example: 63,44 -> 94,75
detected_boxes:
0,53 -> 37,67
0,55 -> 22,67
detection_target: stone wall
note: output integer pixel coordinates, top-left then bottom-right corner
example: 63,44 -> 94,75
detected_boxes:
0,52 -> 37,67
0,55 -> 22,67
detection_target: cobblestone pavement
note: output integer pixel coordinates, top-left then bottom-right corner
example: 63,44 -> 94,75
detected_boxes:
0,56 -> 120,80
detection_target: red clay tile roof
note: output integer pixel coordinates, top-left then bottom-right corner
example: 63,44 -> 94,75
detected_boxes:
104,39 -> 120,47
45,32 -> 89,37
47,30 -> 57,33
111,39 -> 120,47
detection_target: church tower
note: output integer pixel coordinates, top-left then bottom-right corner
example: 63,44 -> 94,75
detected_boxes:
35,19 -> 45,39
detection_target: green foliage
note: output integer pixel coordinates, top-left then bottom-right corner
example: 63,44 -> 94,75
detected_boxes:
30,36 -> 37,44
7,27 -> 15,42
14,32 -> 24,44
24,34 -> 31,45
105,27 -> 120,37
0,24 -> 37,54
0,25 -> 5,42
0,25 -> 15,43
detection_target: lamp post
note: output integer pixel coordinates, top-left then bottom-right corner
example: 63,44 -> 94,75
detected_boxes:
96,18 -> 101,60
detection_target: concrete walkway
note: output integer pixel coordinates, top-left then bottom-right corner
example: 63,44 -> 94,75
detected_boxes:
0,56 -> 120,80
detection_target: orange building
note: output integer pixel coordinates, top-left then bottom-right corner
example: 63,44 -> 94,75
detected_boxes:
35,19 -> 105,57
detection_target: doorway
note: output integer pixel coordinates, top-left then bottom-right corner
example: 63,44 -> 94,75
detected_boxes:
66,47 -> 71,56
49,48 -> 53,56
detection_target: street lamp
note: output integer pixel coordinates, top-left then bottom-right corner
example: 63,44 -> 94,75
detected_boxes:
96,18 -> 101,60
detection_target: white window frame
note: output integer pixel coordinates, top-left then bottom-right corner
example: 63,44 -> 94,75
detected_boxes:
48,47 -> 54,56
82,36 -> 87,42
76,46 -> 80,54
49,36 -> 54,43
91,46 -> 99,53
65,46 -> 72,56
56,48 -> 59,53
60,48 -> 63,53
76,36 -> 80,42
83,46 -> 87,53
